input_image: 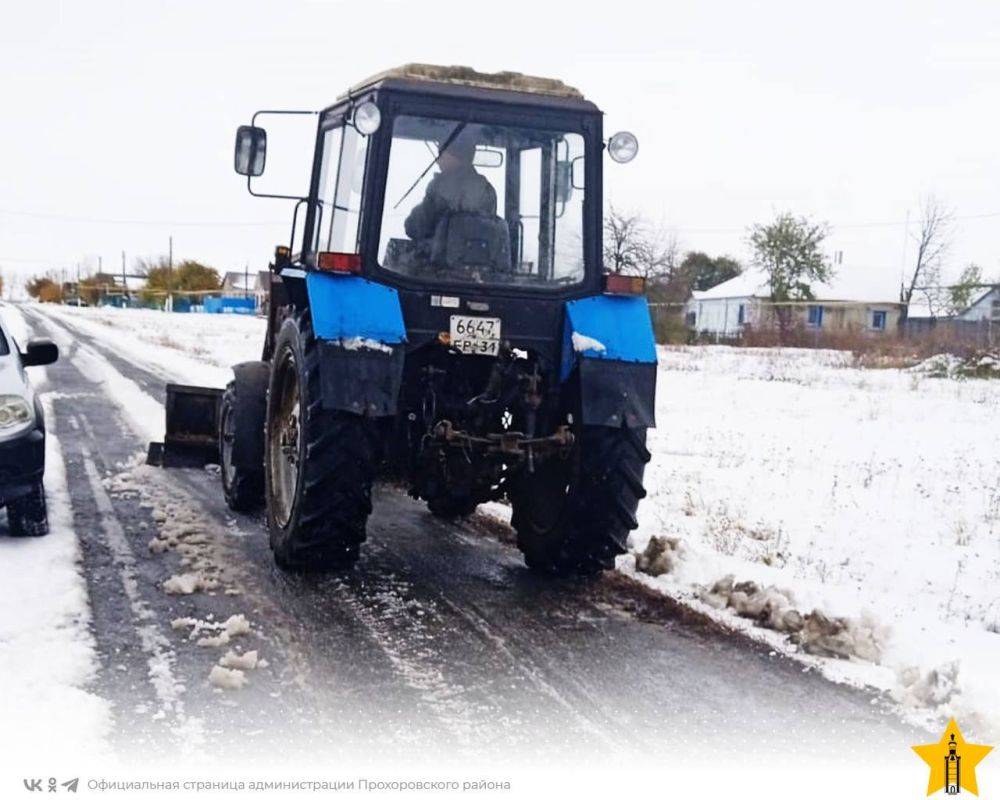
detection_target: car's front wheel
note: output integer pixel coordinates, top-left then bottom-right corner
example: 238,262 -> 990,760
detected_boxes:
7,481 -> 49,537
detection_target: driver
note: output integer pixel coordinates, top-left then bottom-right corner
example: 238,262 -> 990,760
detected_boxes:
404,131 -> 497,241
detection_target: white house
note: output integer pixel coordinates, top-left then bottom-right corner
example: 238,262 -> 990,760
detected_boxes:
956,286 -> 1000,322
686,268 -> 903,337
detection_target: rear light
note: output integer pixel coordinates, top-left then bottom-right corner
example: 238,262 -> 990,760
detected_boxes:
603,273 -> 646,296
317,251 -> 362,274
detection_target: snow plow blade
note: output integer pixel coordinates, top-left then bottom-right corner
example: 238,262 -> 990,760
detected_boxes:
147,384 -> 224,467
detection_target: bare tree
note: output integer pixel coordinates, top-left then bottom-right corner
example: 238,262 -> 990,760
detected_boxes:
603,206 -> 680,281
902,196 -> 954,317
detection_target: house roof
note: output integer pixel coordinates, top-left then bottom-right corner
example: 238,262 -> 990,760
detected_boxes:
222,270 -> 268,290
692,266 -> 902,305
965,286 -> 998,311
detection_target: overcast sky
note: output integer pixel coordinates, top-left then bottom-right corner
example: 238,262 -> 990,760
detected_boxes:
1,0 -> 998,299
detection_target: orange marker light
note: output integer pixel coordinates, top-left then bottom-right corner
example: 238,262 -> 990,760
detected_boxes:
603,273 -> 646,296
317,252 -> 362,274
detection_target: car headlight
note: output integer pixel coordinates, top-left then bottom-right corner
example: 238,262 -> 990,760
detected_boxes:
0,395 -> 34,435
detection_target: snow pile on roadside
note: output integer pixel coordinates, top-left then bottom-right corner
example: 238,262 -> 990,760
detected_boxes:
172,613 -> 252,648
628,344 -> 1000,737
30,302 -> 264,389
910,351 -> 1000,380
208,665 -> 247,690
0,304 -> 111,760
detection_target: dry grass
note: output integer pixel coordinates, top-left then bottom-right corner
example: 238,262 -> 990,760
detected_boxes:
732,325 -> 993,370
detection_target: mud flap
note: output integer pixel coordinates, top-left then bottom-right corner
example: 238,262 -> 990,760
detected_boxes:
577,358 -> 656,428
147,384 -> 223,467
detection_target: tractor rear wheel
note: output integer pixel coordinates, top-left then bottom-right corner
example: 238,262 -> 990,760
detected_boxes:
265,312 -> 376,571
510,425 -> 649,576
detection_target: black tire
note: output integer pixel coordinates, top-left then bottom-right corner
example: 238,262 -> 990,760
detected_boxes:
220,380 -> 265,512
7,481 -> 49,537
510,425 -> 650,576
265,311 -> 376,571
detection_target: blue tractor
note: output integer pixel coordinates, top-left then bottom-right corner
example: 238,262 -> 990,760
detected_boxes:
154,65 -> 656,576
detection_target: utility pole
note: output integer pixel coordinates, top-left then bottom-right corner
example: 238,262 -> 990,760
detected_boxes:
167,235 -> 174,313
122,251 -> 127,306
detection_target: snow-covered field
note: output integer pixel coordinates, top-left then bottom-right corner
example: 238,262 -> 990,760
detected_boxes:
0,304 -> 111,763
15,302 -> 1000,740
630,345 -> 1000,738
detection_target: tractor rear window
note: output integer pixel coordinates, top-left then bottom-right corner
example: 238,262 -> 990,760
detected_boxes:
378,115 -> 585,289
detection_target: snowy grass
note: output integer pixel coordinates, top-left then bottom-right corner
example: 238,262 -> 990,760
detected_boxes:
630,344 -> 1000,737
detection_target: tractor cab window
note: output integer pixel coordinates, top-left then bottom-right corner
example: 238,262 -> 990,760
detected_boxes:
314,123 -> 370,253
378,114 -> 585,288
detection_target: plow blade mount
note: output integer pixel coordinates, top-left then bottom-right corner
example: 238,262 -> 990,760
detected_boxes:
147,384 -> 224,467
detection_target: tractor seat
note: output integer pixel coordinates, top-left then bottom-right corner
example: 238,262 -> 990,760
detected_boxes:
430,212 -> 512,273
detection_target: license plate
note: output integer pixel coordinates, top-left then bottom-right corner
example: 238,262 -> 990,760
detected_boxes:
450,315 -> 501,356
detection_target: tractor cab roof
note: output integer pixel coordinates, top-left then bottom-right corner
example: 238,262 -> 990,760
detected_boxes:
338,64 -> 600,113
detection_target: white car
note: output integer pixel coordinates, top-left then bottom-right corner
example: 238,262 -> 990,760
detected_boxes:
0,318 -> 58,536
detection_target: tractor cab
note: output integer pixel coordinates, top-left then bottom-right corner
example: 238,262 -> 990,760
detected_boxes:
156,65 -> 656,579
239,66 -> 637,294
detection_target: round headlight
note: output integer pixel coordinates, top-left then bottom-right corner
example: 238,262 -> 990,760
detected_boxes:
353,101 -> 382,136
608,131 -> 639,163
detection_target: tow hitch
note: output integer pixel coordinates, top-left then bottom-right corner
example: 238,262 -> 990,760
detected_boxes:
430,420 -> 574,461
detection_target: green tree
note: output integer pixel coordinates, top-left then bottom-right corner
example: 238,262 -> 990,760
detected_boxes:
679,251 -> 743,292
947,263 -> 984,315
139,257 -> 221,303
748,212 -> 833,337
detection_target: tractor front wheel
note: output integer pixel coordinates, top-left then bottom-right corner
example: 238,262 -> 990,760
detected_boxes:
220,374 -> 265,513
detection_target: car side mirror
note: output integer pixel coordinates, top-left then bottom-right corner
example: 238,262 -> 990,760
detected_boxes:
555,161 -> 573,204
22,339 -> 59,367
234,125 -> 267,176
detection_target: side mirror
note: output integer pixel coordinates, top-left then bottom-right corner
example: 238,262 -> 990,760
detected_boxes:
571,155 -> 585,190
22,339 -> 58,367
555,161 -> 573,204
473,147 -> 504,168
234,125 -> 267,176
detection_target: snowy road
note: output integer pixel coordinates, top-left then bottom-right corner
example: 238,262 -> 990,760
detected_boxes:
10,303 -> 922,769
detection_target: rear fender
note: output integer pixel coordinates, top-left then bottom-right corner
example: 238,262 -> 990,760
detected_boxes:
561,295 -> 657,428
305,272 -> 407,417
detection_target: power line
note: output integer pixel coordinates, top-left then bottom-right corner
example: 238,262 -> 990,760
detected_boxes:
2,204 -> 1000,232
668,210 -> 1000,235
0,207 -> 286,227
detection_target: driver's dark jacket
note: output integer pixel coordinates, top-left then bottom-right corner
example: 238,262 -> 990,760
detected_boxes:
404,166 -> 497,240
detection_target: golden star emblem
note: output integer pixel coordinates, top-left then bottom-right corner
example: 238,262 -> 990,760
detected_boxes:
912,718 -> 993,796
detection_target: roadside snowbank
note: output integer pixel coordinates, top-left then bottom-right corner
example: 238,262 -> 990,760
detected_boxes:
37,303 -> 265,388
0,303 -> 111,761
